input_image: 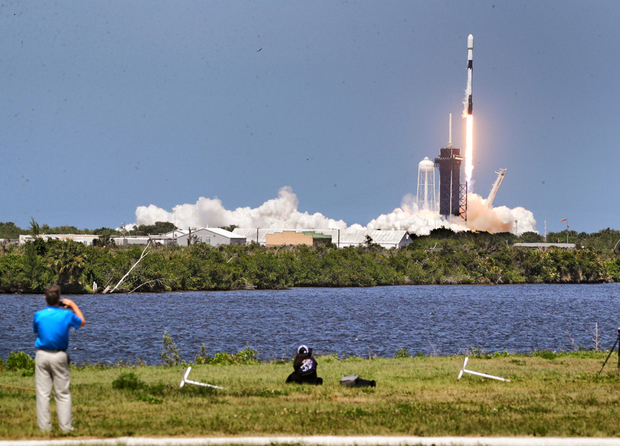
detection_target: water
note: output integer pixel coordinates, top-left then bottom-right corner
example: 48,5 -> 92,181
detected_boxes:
2,284 -> 620,364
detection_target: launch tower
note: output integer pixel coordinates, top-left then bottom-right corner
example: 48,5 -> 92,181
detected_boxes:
434,147 -> 467,219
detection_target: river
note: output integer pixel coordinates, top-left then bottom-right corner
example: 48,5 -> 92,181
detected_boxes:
2,283 -> 619,364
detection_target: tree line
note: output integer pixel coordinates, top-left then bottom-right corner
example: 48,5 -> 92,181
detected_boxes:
0,226 -> 619,294
0,220 -> 179,239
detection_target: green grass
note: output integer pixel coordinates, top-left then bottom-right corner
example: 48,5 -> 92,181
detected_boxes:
2,352 -> 620,439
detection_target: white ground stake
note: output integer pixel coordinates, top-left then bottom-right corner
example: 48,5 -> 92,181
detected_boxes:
457,357 -> 510,382
180,367 -> 225,389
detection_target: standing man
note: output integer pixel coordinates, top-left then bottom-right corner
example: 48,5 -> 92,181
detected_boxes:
33,285 -> 86,432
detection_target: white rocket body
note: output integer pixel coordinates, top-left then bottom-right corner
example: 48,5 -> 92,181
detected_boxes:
466,34 -> 474,115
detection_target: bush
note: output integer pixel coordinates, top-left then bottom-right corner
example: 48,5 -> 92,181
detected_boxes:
6,351 -> 34,371
394,347 -> 412,358
195,343 -> 211,365
112,372 -> 163,404
112,372 -> 144,390
209,347 -> 260,365
531,350 -> 557,360
161,330 -> 182,366
234,347 -> 259,364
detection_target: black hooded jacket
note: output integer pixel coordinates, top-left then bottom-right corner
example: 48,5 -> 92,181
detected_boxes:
286,349 -> 321,384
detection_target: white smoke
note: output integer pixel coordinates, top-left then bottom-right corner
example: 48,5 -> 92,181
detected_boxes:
135,186 -> 347,230
135,187 -> 536,236
366,192 -> 536,236
466,193 -> 536,235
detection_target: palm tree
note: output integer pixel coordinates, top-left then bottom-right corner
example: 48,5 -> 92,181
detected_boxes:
29,217 -> 40,238
47,241 -> 86,285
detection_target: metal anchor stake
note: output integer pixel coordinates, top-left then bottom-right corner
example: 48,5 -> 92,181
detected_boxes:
458,357 -> 510,382
180,366 -> 224,389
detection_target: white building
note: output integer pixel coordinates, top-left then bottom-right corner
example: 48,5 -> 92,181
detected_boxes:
111,235 -> 176,247
19,234 -> 100,246
233,228 -> 411,249
171,228 -> 246,247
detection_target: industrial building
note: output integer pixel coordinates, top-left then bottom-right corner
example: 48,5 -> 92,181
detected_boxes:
19,234 -> 100,246
513,243 -> 576,250
171,227 -> 246,247
19,227 -> 245,248
265,231 -> 332,247
111,235 -> 176,247
233,228 -> 411,249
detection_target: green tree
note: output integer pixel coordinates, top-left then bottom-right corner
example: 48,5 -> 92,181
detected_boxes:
21,242 -> 48,292
518,232 -> 544,243
29,217 -> 40,237
131,221 -> 177,236
0,222 -> 25,239
47,241 -> 87,285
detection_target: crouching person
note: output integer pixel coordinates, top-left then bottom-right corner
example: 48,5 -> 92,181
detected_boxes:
286,345 -> 323,385
33,285 -> 86,432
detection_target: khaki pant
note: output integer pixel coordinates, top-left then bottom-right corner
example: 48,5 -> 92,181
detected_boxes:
35,349 -> 73,432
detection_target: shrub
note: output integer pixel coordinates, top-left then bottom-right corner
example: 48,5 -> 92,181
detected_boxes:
394,347 -> 412,358
161,330 -> 182,366
112,372 -> 144,390
195,343 -> 212,365
209,347 -> 260,365
234,347 -> 259,364
531,350 -> 557,360
6,351 -> 34,371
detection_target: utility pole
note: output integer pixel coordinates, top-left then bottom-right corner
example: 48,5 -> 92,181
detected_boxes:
560,218 -> 568,244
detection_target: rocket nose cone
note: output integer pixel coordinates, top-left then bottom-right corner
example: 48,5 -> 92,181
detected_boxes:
467,34 -> 474,49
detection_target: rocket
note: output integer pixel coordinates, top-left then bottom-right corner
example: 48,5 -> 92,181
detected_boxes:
466,34 -> 474,115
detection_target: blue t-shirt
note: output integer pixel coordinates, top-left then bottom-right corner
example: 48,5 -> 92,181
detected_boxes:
33,306 -> 82,351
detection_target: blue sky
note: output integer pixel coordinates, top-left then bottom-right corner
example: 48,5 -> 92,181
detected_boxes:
1,1 -> 618,234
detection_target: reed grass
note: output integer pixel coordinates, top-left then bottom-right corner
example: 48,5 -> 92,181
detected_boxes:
2,352 -> 620,440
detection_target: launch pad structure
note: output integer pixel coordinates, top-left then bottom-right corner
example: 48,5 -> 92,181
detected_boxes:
434,147 -> 467,221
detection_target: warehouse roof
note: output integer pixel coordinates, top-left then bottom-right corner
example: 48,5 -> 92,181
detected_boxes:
514,243 -> 576,249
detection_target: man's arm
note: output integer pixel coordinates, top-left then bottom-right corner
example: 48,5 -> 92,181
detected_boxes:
60,298 -> 86,327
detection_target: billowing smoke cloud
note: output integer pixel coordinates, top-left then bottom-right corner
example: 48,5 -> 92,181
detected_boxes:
135,186 -> 347,230
135,186 -> 536,236
367,192 -> 536,236
466,193 -> 536,235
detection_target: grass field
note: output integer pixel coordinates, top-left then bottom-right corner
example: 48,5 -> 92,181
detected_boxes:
2,351 -> 620,440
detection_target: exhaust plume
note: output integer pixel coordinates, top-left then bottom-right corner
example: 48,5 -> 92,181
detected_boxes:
135,187 -> 536,236
135,186 -> 347,230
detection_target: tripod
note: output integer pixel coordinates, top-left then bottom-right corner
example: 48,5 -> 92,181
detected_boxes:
598,328 -> 620,375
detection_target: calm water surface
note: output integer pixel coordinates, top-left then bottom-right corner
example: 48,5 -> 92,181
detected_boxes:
2,284 -> 619,364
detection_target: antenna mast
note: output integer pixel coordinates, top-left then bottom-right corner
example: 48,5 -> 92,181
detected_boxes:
448,113 -> 453,147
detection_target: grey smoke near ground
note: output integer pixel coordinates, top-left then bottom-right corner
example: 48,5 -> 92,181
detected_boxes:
135,186 -> 536,236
